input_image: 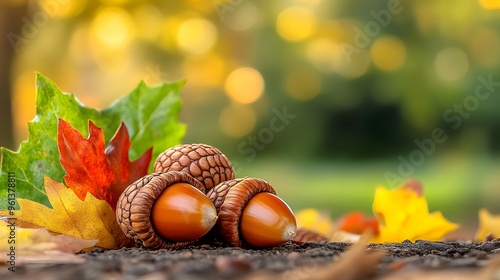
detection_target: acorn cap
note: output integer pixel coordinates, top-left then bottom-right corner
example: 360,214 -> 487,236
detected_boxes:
154,144 -> 235,191
116,171 -> 206,249
206,177 -> 276,247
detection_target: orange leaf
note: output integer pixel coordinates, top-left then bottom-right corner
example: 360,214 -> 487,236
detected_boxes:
58,119 -> 152,209
0,177 -> 128,249
337,211 -> 380,235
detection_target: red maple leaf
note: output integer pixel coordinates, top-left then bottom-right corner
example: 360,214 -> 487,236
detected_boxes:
57,118 -> 152,210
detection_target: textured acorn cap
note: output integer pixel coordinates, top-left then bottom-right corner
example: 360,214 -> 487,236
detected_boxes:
116,171 -> 207,249
206,177 -> 276,247
154,144 -> 235,191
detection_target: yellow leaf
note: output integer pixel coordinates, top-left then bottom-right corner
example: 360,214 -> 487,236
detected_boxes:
0,221 -> 96,264
371,185 -> 458,243
475,208 -> 500,241
0,177 -> 128,249
0,222 -> 96,252
295,208 -> 335,237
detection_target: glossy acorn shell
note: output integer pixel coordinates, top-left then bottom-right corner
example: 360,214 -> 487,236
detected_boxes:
154,143 -> 235,191
151,183 -> 217,242
116,171 -> 210,249
207,177 -> 297,248
239,192 -> 297,247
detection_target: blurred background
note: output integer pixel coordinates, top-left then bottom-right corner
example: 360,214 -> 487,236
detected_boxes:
1,0 -> 500,230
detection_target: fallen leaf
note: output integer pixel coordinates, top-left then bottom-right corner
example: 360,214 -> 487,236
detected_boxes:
0,74 -> 185,209
0,221 -> 97,251
372,182 -> 458,243
0,221 -> 96,265
475,208 -> 500,241
295,208 -> 335,237
337,211 -> 380,235
58,119 -> 151,209
292,228 -> 329,243
330,230 -> 361,243
0,177 -> 128,249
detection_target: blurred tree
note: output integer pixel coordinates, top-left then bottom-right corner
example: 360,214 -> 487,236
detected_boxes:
0,1 -> 27,150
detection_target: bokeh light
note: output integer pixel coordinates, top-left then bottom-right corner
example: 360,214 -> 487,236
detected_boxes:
221,2 -> 259,31
370,36 -> 406,71
219,104 -> 256,137
306,38 -> 342,72
224,67 -> 264,104
479,0 -> 500,9
132,5 -> 163,42
69,24 -> 92,65
306,37 -> 370,79
434,47 -> 469,82
100,0 -> 132,4
182,54 -> 226,87
89,7 -> 136,51
335,49 -> 371,79
177,18 -> 217,55
277,7 -> 317,42
12,72 -> 36,143
183,0 -> 213,13
159,17 -> 183,52
39,0 -> 87,18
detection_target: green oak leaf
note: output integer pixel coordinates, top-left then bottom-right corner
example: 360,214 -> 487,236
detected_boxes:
101,78 -> 186,162
0,73 -> 185,209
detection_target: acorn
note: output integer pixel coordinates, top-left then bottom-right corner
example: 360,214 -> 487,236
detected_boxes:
116,171 -> 217,249
154,143 -> 235,192
207,178 -> 297,248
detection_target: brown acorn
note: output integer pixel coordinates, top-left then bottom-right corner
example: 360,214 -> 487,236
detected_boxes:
154,144 -> 235,191
207,178 -> 297,248
116,171 -> 217,249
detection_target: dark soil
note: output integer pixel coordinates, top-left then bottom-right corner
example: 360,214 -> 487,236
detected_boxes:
4,240 -> 500,280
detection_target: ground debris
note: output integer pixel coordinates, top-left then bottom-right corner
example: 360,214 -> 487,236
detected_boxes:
246,236 -> 386,280
1,239 -> 499,280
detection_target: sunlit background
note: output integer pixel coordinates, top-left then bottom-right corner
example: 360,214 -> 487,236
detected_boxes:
1,0 -> 500,233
